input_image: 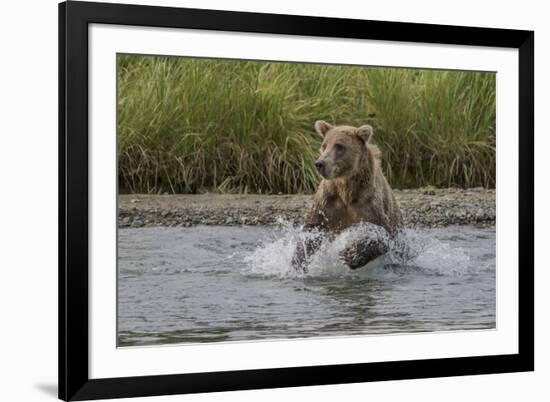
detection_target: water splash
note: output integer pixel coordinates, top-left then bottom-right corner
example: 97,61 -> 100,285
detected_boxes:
243,220 -> 471,278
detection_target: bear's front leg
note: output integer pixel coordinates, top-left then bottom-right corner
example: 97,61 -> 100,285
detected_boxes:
291,233 -> 323,273
339,224 -> 389,270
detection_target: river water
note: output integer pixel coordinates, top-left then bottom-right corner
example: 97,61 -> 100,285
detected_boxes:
118,223 -> 495,346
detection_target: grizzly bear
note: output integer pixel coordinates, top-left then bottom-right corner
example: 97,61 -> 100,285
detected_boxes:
292,121 -> 403,270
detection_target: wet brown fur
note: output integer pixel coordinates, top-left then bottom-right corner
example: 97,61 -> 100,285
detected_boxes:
305,122 -> 402,235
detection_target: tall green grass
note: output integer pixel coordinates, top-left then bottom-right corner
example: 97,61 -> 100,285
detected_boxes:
118,55 -> 495,194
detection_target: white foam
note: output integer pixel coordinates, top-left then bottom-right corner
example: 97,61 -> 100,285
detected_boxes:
243,221 -> 472,279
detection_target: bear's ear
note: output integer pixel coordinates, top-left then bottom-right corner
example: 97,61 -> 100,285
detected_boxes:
357,125 -> 373,144
314,120 -> 332,138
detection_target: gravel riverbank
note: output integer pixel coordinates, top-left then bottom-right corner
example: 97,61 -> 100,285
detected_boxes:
118,187 -> 495,229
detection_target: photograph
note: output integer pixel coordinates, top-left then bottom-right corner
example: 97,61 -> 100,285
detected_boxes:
116,54 -> 497,347
54,1 -> 535,400
0,0 -> 543,398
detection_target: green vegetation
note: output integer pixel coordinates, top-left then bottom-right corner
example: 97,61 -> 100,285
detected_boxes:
118,55 -> 495,194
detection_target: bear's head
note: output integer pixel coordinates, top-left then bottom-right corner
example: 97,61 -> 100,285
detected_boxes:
313,120 -> 375,180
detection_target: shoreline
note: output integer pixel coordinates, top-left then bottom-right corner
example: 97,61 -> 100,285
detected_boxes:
118,187 -> 495,229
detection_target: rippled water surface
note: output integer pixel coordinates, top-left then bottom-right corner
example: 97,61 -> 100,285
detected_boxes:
118,224 -> 495,346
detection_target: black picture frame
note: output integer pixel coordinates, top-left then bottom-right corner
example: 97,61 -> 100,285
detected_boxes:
59,1 -> 534,400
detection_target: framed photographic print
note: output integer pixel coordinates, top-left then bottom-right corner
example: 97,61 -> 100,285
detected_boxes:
59,1 -> 534,400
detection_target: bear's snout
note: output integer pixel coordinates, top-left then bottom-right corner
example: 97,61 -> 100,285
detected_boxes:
315,159 -> 328,177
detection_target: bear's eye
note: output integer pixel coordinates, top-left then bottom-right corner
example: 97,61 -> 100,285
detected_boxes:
334,143 -> 345,152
